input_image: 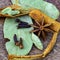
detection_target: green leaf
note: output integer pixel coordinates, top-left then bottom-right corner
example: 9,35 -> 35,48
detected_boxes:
4,15 -> 33,56
1,7 -> 12,15
43,1 -> 59,20
11,0 -> 59,19
32,33 -> 43,50
5,34 -> 33,56
11,10 -> 20,15
1,7 -> 20,16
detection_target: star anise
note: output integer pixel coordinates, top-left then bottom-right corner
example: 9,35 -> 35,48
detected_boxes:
30,17 -> 54,41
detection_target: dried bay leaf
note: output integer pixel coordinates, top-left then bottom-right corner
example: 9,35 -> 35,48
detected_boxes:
4,15 -> 33,56
32,33 -> 43,50
11,0 -> 59,19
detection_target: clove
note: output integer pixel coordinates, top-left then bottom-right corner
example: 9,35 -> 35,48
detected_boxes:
19,38 -> 24,49
13,34 -> 24,49
15,18 -> 28,25
17,23 -> 31,29
15,18 -> 31,29
13,34 -> 20,46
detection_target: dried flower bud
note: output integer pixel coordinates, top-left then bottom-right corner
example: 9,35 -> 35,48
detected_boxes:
13,34 -> 20,46
19,38 -> 24,49
17,24 -> 31,29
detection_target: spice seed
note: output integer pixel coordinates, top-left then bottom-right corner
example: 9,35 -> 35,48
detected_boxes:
19,38 -> 24,49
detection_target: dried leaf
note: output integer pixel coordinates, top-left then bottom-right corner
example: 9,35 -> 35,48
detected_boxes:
32,33 -> 43,50
4,15 -> 33,56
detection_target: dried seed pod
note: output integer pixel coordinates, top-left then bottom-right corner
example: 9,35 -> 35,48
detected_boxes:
30,17 -> 54,41
29,9 -> 60,58
29,9 -> 60,32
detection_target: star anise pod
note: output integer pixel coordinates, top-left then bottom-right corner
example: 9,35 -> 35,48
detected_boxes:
30,17 -> 54,41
